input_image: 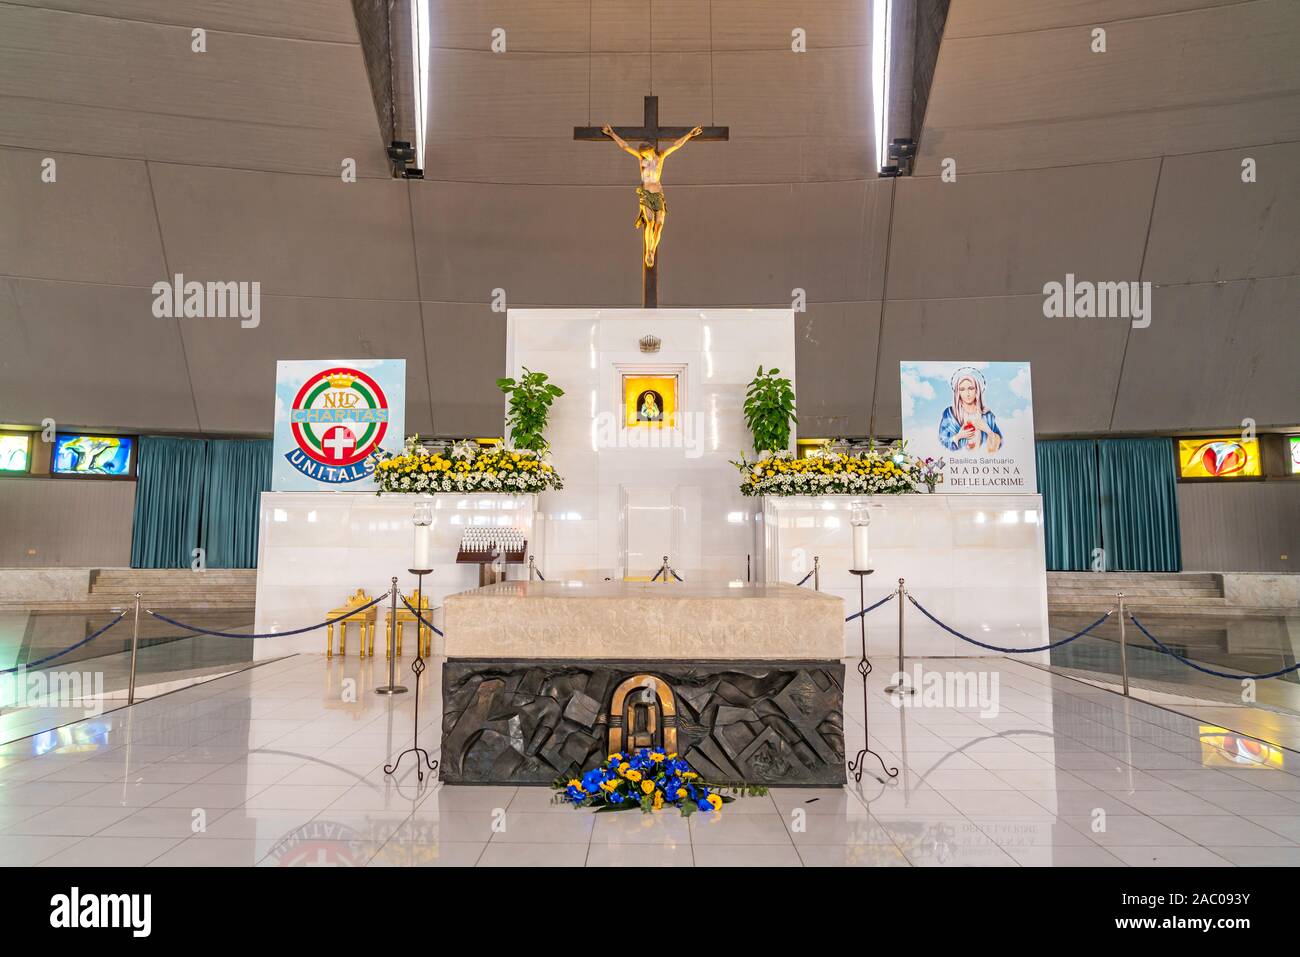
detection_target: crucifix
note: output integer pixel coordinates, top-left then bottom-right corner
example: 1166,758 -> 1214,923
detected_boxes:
575,96 -> 728,307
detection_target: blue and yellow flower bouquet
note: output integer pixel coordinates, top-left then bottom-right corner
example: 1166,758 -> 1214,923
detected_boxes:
554,749 -> 767,816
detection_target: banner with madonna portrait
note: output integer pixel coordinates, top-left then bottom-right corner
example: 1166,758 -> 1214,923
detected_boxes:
899,361 -> 1037,493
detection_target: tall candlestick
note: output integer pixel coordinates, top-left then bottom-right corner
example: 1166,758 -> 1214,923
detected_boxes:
413,523 -> 432,569
412,502 -> 433,569
852,523 -> 870,571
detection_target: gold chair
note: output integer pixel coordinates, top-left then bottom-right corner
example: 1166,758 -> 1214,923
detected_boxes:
384,590 -> 434,659
325,588 -> 377,658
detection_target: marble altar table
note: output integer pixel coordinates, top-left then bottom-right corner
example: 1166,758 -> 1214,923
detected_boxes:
439,581 -> 847,787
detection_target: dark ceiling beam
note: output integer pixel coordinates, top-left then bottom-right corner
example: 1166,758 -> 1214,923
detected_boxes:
351,0 -> 417,163
909,0 -> 951,155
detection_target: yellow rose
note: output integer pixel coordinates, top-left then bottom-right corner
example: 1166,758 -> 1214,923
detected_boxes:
676,788 -> 687,799
640,779 -> 655,795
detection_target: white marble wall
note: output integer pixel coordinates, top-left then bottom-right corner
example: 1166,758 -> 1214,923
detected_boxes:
253,492 -> 536,658
760,495 -> 1051,662
507,308 -> 793,584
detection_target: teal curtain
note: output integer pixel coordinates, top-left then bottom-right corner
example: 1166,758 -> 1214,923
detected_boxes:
131,436 -> 272,569
1036,439 -> 1101,571
131,437 -> 208,568
201,439 -> 272,568
1098,437 -> 1182,571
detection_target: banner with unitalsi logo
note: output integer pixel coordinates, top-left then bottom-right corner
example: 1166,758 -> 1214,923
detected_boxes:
272,360 -> 406,491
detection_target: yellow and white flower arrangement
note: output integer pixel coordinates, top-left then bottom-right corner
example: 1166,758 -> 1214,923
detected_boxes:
371,435 -> 563,494
734,444 -> 925,496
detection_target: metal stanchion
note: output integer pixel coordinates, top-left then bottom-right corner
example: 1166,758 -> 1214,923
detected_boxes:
813,556 -> 820,591
1117,591 -> 1129,697
127,591 -> 142,706
528,555 -> 536,581
885,578 -> 915,696
375,578 -> 408,695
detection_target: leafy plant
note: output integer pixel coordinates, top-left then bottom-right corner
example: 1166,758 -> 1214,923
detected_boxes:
497,368 -> 564,452
742,365 -> 796,454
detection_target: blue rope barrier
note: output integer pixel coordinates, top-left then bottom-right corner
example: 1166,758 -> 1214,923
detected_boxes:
147,592 -> 390,639
401,598 -> 445,637
908,596 -> 1110,653
845,592 -> 895,622
795,570 -> 815,587
0,611 -> 128,675
1129,614 -> 1300,681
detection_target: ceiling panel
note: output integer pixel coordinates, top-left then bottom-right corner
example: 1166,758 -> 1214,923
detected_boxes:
661,179 -> 891,305
0,147 -> 166,286
148,163 -> 419,301
421,301 -> 508,436
711,0 -> 871,50
917,0 -> 1300,174
945,0 -> 1248,38
2,0 -> 363,42
0,2 -> 384,176
1143,142 -> 1300,285
1110,277 -> 1300,431
886,159 -> 1160,300
422,33 -> 873,184
179,296 -> 432,434
872,295 -> 1131,435
410,180 -> 640,305
428,0 -> 592,52
0,277 -> 200,431
794,300 -> 882,437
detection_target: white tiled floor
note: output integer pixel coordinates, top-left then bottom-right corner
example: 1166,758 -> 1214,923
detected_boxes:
1,653 -> 1298,866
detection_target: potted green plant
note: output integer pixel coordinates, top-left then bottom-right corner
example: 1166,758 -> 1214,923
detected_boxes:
496,368 -> 564,452
742,365 -> 796,454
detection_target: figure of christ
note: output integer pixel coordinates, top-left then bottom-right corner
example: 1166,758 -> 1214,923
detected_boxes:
601,124 -> 704,268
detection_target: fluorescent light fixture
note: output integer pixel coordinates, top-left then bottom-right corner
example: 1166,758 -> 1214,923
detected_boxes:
871,0 -> 892,172
410,0 -> 432,171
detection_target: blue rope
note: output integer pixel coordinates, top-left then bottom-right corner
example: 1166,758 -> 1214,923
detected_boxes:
534,568 -> 545,581
845,592 -> 896,622
670,570 -> 684,582
0,611 -> 128,675
401,598 -> 445,637
147,592 -> 390,639
908,596 -> 1110,653
795,570 -> 815,587
1129,614 -> 1300,681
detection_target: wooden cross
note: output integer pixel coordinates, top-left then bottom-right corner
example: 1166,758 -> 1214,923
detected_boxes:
575,96 -> 729,307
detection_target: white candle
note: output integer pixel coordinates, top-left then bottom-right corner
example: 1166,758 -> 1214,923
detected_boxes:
852,523 -> 870,570
413,523 -> 432,569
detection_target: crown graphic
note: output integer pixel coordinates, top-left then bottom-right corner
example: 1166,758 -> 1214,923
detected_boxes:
326,373 -> 355,390
639,334 -> 661,354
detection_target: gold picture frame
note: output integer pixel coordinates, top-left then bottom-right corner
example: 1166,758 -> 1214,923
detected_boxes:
623,374 -> 678,428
